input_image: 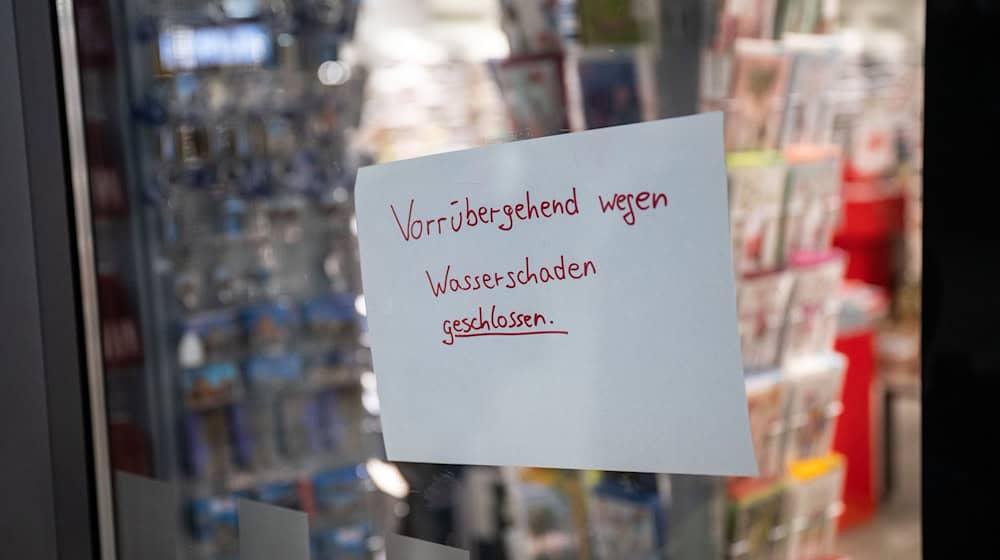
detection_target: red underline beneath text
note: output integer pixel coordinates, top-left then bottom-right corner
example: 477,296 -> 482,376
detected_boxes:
454,330 -> 570,339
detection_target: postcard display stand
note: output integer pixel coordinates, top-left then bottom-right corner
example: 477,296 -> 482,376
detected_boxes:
708,26 -> 854,560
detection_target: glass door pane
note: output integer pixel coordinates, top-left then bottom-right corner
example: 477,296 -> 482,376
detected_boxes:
65,0 -> 923,558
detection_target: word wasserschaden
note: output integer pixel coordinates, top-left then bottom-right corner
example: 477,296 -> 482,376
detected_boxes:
425,255 -> 597,298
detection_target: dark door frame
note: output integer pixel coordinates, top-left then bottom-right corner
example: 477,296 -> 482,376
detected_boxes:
0,0 -> 98,558
923,0 -> 999,557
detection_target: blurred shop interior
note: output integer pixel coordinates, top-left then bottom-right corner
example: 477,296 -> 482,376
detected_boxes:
69,0 -> 923,558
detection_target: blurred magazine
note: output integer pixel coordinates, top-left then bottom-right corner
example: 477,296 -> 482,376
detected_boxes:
491,53 -> 570,139
726,39 -> 790,151
780,34 -> 842,147
577,54 -> 643,129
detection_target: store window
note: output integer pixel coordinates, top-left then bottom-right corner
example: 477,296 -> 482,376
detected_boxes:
66,0 -> 923,559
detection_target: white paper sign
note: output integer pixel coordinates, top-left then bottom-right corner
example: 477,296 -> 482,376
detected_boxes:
355,113 -> 756,475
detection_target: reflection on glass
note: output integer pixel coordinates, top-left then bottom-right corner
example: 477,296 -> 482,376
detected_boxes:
72,0 -> 922,558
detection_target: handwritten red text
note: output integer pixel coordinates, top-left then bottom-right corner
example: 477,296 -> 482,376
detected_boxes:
441,305 -> 567,345
597,191 -> 668,225
390,188 -> 580,241
426,255 -> 596,298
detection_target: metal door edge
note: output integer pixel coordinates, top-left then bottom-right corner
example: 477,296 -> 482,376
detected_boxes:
53,1 -> 117,559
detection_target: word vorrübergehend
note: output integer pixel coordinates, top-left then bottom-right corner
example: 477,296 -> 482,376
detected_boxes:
391,188 -> 581,240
